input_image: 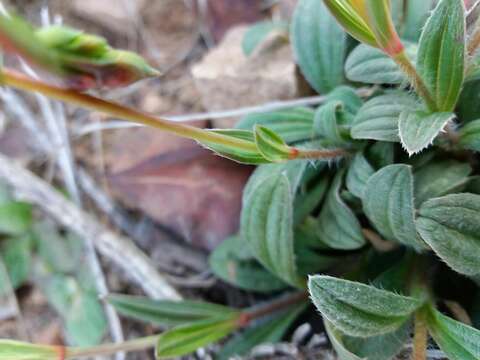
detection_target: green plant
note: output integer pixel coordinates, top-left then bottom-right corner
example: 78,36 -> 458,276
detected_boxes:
1,0 -> 480,359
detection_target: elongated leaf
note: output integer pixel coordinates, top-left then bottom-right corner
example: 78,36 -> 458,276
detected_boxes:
459,119 -> 480,151
0,201 -> 32,236
1,235 -> 32,289
314,101 -> 350,146
254,125 -> 293,162
398,111 -> 455,155
324,320 -> 362,360
0,340 -> 61,360
293,175 -> 329,226
325,86 -> 363,114
292,0 -> 346,93
156,317 -> 239,359
241,171 -> 301,287
108,294 -> 239,327
417,193 -> 480,276
416,0 -> 466,112
218,304 -> 306,360
236,108 -> 314,144
427,306 -> 480,360
346,153 -> 375,199
414,160 -> 472,206
242,21 -> 289,56
457,79 -> 480,123
309,275 -> 421,337
351,92 -> 419,142
203,129 -> 268,164
317,170 -> 365,250
345,43 -> 417,85
209,235 -> 287,293
363,164 -> 424,250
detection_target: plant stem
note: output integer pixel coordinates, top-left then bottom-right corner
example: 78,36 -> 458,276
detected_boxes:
468,26 -> 480,56
361,228 -> 398,252
412,310 -> 428,360
0,68 -> 257,152
393,51 -> 437,112
238,291 -> 308,327
292,147 -> 348,160
66,335 -> 158,359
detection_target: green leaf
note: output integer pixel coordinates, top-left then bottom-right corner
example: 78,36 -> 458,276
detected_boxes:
242,21 -> 289,56
203,129 -> 268,164
236,108 -> 314,144
254,125 -> 293,163
1,235 -> 32,289
317,170 -> 365,250
459,119 -> 480,151
351,91 -> 419,142
314,101 -> 351,146
363,164 -> 425,251
457,79 -> 480,123
209,235 -> 287,293
414,160 -> 472,206
0,201 -> 32,236
325,319 -> 411,360
108,294 -> 239,327
345,43 -> 417,84
427,306 -> 480,360
241,169 -> 302,287
292,0 -> 346,93
346,153 -> 375,199
156,316 -> 239,359
325,86 -> 363,115
416,0 -> 466,112
42,275 -> 106,346
293,175 -> 329,226
308,275 -> 421,337
218,304 -> 306,360
402,0 -> 435,41
398,110 -> 455,155
0,340 -> 60,360
417,193 -> 480,276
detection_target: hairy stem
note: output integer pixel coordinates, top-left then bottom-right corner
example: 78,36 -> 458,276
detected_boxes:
66,336 -> 158,359
393,51 -> 437,112
291,147 -> 348,160
468,26 -> 480,56
362,228 -> 398,252
412,311 -> 428,360
0,68 -> 257,152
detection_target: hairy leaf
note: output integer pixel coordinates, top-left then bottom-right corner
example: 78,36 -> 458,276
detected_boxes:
402,0 -> 435,41
364,164 -> 425,250
314,101 -> 350,146
417,193 -> 480,276
416,0 -> 466,112
254,125 -> 293,163
108,294 -> 239,327
292,0 -> 346,93
0,201 -> 32,236
241,171 -> 301,287
346,153 -> 375,199
459,119 -> 480,151
309,275 -> 421,337
351,91 -> 419,142
345,43 -> 416,84
414,160 -> 472,206
398,111 -> 455,155
427,306 -> 480,360
317,170 -> 365,250
236,108 -> 314,144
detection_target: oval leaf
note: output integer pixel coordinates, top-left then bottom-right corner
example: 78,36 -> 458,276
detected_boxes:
351,92 -> 419,142
242,21 -> 289,56
398,110 -> 455,155
0,340 -> 61,360
346,152 -> 375,199
308,275 -> 422,337
317,170 -> 366,250
363,164 -> 425,250
292,0 -> 346,93
459,119 -> 480,151
417,193 -> 480,276
416,0 -> 466,112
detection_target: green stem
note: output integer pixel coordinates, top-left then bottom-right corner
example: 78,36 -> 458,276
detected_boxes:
66,335 -> 158,359
0,68 -> 258,153
393,51 -> 437,112
412,310 -> 428,360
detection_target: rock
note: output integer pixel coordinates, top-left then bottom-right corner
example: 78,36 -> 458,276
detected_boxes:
191,25 -> 296,128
